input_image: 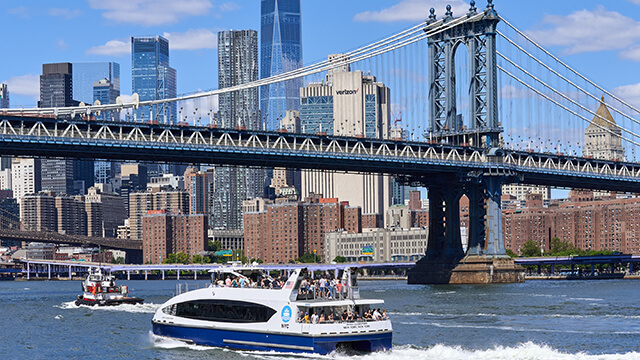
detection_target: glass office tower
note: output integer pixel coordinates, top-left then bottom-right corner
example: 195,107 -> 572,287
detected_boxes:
131,36 -> 177,123
73,62 -> 120,105
260,0 -> 302,130
214,30 -> 263,230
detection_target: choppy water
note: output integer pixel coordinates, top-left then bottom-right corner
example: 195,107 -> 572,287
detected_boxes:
1,278 -> 639,359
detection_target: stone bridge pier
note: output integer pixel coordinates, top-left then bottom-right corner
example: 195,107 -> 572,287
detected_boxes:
408,173 -> 524,284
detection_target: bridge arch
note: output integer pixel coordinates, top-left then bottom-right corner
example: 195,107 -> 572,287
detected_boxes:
426,1 -> 500,148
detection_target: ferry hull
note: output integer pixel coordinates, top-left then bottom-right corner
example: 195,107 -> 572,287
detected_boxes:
76,296 -> 144,307
152,322 -> 392,354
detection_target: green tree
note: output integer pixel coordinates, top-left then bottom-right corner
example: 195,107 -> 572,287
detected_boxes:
296,252 -> 319,263
110,257 -> 125,264
549,237 -> 581,256
521,240 -> 542,257
333,256 -> 347,263
208,240 -> 222,252
162,252 -> 190,264
191,254 -> 211,264
505,249 -> 517,258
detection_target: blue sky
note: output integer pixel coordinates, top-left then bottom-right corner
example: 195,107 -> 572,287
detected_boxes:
2,0 -> 640,110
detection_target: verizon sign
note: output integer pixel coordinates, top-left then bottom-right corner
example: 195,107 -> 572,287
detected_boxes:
335,89 -> 359,95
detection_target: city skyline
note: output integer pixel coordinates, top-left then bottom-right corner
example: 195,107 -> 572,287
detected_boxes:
1,0 -> 639,114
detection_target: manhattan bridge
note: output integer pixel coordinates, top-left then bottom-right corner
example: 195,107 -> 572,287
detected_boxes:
2,1 -> 640,283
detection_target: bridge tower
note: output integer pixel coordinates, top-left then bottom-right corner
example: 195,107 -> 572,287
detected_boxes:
427,0 -> 501,148
409,1 -> 523,284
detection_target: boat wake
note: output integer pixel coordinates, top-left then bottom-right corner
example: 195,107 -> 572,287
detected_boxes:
149,331 -> 217,351
326,343 -> 640,360
148,341 -> 640,360
56,301 -> 160,313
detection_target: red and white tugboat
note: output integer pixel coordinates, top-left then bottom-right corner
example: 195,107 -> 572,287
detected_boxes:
75,267 -> 144,306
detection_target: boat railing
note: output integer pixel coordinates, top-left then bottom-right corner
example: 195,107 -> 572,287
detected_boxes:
174,282 -> 210,296
295,283 -> 359,301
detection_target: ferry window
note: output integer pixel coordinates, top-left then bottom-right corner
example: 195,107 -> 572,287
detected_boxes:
174,300 -> 277,323
162,304 -> 177,315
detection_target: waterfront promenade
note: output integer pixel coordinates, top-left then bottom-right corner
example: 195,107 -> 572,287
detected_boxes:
11,255 -> 640,281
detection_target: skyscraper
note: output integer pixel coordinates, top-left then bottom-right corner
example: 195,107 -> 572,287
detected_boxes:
215,30 -> 263,230
0,83 -> 9,108
299,55 -> 392,217
260,0 -> 302,129
73,62 -> 120,105
73,63 -> 121,186
93,78 -> 118,108
131,36 -> 177,123
0,83 -> 9,170
41,159 -> 74,195
39,63 -> 75,108
584,96 -> 624,161
184,167 -> 208,215
11,158 -> 41,202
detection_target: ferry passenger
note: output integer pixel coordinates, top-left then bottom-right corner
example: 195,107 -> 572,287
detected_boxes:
372,308 -> 382,321
319,277 -> 327,298
336,281 -> 343,298
382,309 -> 388,320
363,309 -> 372,320
341,310 -> 348,322
231,277 -> 239,288
225,275 -> 232,287
347,311 -> 354,321
239,276 -> 246,288
304,312 -> 310,323
311,311 -> 319,324
299,278 -> 308,295
329,278 -> 337,298
327,312 -> 334,322
319,310 -> 326,323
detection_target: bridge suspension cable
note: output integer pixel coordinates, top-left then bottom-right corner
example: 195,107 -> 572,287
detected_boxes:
3,13 -> 482,117
499,16 -> 640,117
497,25 -> 640,134
497,64 -> 640,149
497,51 -> 640,142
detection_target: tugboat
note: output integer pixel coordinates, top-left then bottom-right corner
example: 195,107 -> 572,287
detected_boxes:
152,267 -> 392,354
75,267 -> 144,306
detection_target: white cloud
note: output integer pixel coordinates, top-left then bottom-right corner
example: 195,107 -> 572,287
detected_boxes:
219,2 -> 240,12
86,39 -> 130,56
88,0 -> 213,26
525,7 -> 640,55
3,75 -> 40,100
178,94 -> 219,124
354,0 -> 469,23
163,29 -> 218,50
8,6 -> 27,17
613,83 -> 640,109
56,39 -> 69,51
628,0 -> 640,4
49,8 -> 81,19
87,29 -> 218,56
621,44 -> 640,61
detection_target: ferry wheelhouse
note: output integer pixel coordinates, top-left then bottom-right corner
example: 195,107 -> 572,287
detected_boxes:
152,267 -> 392,354
76,267 -> 144,306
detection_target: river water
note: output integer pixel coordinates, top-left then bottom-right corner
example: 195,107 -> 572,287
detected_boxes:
1,278 -> 639,359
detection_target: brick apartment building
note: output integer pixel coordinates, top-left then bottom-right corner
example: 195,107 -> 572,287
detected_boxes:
503,192 -> 640,255
142,210 -> 207,264
244,195 -> 362,263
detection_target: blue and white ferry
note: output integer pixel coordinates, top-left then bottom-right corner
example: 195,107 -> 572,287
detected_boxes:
152,267 -> 392,354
